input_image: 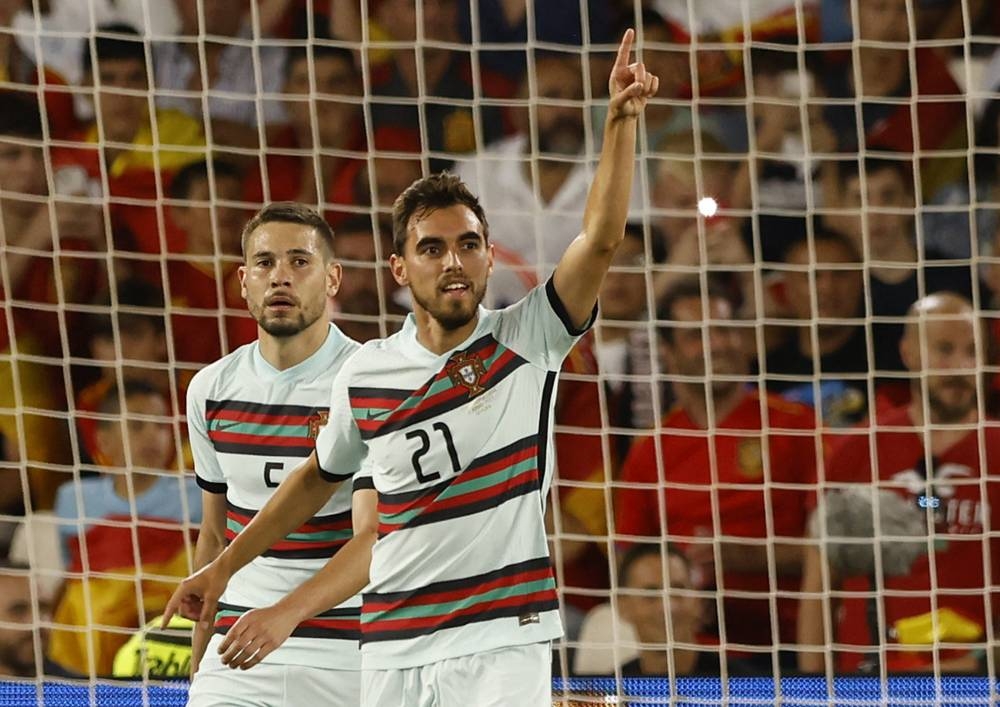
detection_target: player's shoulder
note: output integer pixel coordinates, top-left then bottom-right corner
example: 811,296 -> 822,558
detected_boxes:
187,341 -> 257,396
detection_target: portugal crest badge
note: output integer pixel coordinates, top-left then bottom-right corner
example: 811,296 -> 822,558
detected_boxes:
308,410 -> 330,438
446,351 -> 487,397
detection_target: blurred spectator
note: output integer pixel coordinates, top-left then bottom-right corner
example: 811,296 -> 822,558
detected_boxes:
550,225 -> 663,632
616,278 -> 816,663
764,230 -> 871,427
53,24 -> 206,259
820,0 -> 990,43
152,0 -> 287,149
825,158 -> 983,376
333,215 -> 408,342
49,380 -> 200,677
729,49 -> 837,212
455,51 -> 642,303
923,88 -> 1000,261
819,0 -> 966,201
164,159 -> 256,367
0,92 -> 101,511
648,133 -> 753,311
798,292 -> 1000,674
75,279 -> 169,467
10,0 -> 180,85
0,2 -> 79,139
356,148 -> 424,219
366,0 -> 516,168
244,40 -> 367,221
614,544 -> 727,676
0,562 -> 53,678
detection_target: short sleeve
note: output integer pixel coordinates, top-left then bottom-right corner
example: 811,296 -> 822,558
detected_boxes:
185,372 -> 227,494
352,461 -> 375,493
495,278 -> 597,371
315,364 -> 367,483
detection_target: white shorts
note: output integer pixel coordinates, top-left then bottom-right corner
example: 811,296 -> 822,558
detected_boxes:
187,648 -> 361,707
361,642 -> 551,707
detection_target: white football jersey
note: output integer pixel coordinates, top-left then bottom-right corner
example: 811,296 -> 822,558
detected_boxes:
315,280 -> 593,670
187,324 -> 363,670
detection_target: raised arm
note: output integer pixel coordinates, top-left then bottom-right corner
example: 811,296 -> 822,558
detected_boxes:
215,485 -> 379,670
551,28 -> 659,329
161,452 -> 340,629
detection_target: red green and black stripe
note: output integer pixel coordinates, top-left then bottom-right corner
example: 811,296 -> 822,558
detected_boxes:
360,557 -> 558,643
350,335 -> 527,440
225,502 -> 352,560
214,601 -> 360,641
377,435 -> 539,536
205,400 -> 325,457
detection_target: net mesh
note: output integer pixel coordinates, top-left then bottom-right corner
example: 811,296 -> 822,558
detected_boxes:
0,0 -> 999,700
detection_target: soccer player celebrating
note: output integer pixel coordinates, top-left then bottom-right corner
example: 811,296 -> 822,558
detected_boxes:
165,29 -> 657,706
183,203 -> 367,705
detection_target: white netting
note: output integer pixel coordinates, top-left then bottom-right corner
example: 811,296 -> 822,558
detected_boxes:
0,0 -> 998,702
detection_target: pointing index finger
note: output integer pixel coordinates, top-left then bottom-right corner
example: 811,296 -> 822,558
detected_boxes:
614,28 -> 634,70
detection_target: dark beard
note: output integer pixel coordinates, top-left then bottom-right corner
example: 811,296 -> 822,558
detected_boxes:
258,310 -> 321,338
927,385 -> 976,423
410,286 -> 486,331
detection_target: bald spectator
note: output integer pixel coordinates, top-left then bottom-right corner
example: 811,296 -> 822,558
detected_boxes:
799,292 -> 1000,674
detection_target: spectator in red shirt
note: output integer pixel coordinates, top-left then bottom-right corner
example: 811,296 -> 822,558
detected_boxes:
52,24 -> 206,259
798,292 -> 1000,674
164,159 -> 256,367
332,215 -> 408,343
244,40 -> 366,222
0,92 -> 103,510
615,278 -> 817,660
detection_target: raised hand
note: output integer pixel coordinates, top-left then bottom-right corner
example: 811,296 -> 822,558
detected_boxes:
608,28 -> 660,120
217,604 -> 301,670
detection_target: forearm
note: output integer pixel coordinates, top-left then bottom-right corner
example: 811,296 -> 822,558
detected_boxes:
218,455 -> 336,576
797,544 -> 828,672
274,529 -> 376,623
581,115 -> 638,253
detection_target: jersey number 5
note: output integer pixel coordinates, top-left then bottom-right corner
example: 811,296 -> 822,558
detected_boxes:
405,422 -> 461,483
263,461 -> 283,488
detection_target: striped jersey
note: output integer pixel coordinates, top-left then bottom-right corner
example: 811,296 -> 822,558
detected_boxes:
315,279 -> 593,669
187,324 -> 362,670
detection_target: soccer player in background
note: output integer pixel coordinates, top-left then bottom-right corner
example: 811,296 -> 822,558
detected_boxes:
182,203 -> 368,705
164,29 -> 657,706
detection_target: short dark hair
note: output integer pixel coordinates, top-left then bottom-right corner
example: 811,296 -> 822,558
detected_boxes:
169,159 -> 243,201
89,278 -> 165,343
391,172 -> 488,255
837,156 -> 915,193
618,543 -> 689,587
240,202 -> 336,259
97,379 -> 164,421
655,276 -> 735,344
624,222 -> 667,264
84,23 -> 146,75
782,225 -> 862,264
0,92 -> 43,139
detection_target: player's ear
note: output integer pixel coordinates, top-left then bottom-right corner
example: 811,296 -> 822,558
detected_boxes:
486,241 -> 495,277
326,260 -> 342,298
238,265 -> 249,300
389,253 -> 408,286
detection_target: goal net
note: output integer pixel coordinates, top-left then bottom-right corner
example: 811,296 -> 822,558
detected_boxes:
0,0 -> 998,704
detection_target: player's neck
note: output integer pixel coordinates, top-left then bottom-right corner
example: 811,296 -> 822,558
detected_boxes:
258,319 -> 329,371
412,307 -> 480,356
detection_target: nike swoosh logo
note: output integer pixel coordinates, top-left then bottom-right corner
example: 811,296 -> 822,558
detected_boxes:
214,421 -> 241,432
365,409 -> 392,421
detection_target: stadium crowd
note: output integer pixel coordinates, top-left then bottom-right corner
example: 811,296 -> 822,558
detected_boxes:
2,0 -> 1000,682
